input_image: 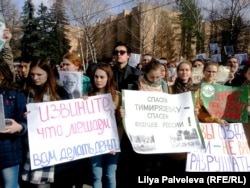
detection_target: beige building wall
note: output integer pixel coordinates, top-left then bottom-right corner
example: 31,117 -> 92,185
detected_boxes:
65,3 -> 183,62
65,3 -> 250,63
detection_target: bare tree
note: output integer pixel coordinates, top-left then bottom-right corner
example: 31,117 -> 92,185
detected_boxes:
64,0 -> 112,66
205,0 -> 250,55
118,0 -> 176,59
0,0 -> 21,58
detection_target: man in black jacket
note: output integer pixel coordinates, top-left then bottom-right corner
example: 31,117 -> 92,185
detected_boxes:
111,41 -> 142,91
111,42 -> 142,187
224,56 -> 245,86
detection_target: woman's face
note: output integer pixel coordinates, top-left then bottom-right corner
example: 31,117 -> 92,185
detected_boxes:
30,66 -> 48,86
203,65 -> 218,82
61,58 -> 79,71
146,68 -> 161,83
244,68 -> 250,81
94,69 -> 108,90
160,64 -> 166,78
177,63 -> 192,82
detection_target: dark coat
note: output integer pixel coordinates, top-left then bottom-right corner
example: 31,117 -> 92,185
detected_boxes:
0,89 -> 27,169
224,71 -> 245,86
112,64 -> 142,91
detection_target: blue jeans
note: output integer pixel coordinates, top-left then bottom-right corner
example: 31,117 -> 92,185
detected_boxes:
1,165 -> 20,188
89,153 -> 119,188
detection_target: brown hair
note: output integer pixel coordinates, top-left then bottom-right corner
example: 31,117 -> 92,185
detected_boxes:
88,63 -> 117,101
143,58 -> 162,74
202,61 -> 219,73
63,52 -> 83,71
25,58 -> 62,102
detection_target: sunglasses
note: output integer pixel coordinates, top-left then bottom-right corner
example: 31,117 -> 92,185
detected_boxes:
113,50 -> 127,55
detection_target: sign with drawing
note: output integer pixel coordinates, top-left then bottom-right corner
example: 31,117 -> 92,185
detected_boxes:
209,43 -> 218,54
58,71 -> 83,99
200,83 -> 248,123
210,54 -> 221,62
224,45 -> 234,56
196,53 -> 206,60
234,53 -> 248,65
122,90 -> 204,154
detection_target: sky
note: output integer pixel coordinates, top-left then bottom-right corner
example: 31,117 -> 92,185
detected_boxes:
14,0 -> 129,17
13,0 -> 217,18
15,0 -> 54,11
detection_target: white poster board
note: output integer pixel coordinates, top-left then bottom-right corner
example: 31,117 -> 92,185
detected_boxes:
0,94 -> 5,131
128,53 -> 141,67
27,94 -> 120,170
215,65 -> 231,84
192,67 -> 203,84
122,90 -> 204,154
186,123 -> 250,172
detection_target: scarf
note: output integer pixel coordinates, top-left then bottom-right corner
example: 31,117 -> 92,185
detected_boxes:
27,89 -> 50,103
173,77 -> 199,94
139,75 -> 168,93
242,79 -> 250,86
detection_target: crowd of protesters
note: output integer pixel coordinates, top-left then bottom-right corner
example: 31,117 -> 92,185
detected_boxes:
1,28 -> 250,188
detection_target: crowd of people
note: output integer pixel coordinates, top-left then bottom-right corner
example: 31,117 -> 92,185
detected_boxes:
0,28 -> 250,188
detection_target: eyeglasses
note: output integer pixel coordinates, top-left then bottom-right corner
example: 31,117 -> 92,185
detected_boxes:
113,50 -> 127,55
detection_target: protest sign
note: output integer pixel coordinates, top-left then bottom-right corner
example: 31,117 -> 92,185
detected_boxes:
27,94 -> 120,170
234,53 -> 248,65
192,65 -> 230,85
192,67 -> 203,84
214,65 -> 230,84
210,54 -> 221,62
58,71 -> 83,98
186,123 -> 250,172
128,53 -> 141,67
196,53 -> 206,60
0,9 -> 6,52
209,43 -> 218,54
200,83 -> 248,123
224,46 -> 234,56
122,90 -> 204,154
0,94 -> 5,131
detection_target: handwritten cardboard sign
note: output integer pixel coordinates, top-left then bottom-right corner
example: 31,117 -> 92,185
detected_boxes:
122,90 -> 204,154
200,83 -> 248,123
27,94 -> 120,170
192,67 -> 203,84
186,123 -> 250,172
192,65 -> 230,84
